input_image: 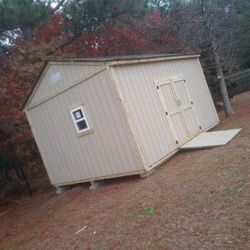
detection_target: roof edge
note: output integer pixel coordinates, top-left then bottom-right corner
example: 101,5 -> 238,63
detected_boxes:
47,53 -> 200,64
22,61 -> 49,111
108,54 -> 200,66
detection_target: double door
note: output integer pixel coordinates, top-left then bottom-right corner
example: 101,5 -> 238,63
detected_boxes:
155,76 -> 201,146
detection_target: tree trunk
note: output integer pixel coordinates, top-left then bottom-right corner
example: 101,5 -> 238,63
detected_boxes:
213,46 -> 234,115
203,11 -> 234,116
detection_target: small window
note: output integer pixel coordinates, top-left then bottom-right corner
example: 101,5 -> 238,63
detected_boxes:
70,106 -> 90,133
50,72 -> 62,85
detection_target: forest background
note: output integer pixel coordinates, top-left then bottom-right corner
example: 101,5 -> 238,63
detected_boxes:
1,0 -> 250,198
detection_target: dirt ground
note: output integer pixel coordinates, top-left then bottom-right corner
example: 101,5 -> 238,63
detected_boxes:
0,92 -> 250,250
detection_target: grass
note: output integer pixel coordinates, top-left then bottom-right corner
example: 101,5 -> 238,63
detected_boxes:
143,207 -> 156,215
225,179 -> 246,196
128,206 -> 156,217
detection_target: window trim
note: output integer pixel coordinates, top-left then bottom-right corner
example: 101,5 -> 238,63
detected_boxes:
70,106 -> 90,134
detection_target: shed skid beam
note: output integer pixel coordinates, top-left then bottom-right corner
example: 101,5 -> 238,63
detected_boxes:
89,180 -> 104,190
140,168 -> 157,178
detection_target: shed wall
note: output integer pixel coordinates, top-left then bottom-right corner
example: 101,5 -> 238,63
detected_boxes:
27,70 -> 143,185
111,58 -> 219,167
29,64 -> 105,107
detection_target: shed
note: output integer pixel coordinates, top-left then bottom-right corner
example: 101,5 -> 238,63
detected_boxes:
23,54 -> 219,187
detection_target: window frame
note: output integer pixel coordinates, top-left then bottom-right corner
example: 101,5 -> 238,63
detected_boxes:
70,106 -> 90,134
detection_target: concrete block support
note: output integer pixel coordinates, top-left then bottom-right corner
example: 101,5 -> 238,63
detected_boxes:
89,180 -> 104,190
55,186 -> 70,194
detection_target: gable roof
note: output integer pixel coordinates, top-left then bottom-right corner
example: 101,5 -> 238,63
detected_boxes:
23,53 -> 199,110
23,63 -> 106,111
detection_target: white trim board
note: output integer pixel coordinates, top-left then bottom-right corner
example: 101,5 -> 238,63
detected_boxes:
180,129 -> 241,149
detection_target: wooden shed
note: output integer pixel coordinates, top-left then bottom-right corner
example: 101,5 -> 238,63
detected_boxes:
24,54 -> 219,188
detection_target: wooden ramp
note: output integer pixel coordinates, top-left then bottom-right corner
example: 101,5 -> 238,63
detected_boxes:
180,129 -> 241,150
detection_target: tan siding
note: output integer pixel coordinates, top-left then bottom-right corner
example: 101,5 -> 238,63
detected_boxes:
112,58 -> 219,167
25,111 -> 55,183
28,70 -> 143,185
26,56 -> 218,185
29,64 -> 104,107
112,64 -> 177,167
182,59 -> 219,129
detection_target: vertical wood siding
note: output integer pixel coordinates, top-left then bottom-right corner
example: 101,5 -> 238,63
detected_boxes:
112,58 -> 219,167
177,59 -> 219,129
27,70 -> 143,185
29,64 -> 104,107
111,64 -> 177,167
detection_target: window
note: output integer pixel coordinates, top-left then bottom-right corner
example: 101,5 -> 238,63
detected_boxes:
50,72 -> 62,85
70,106 -> 90,133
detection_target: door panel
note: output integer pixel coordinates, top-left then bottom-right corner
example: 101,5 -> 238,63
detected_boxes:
160,83 -> 179,115
174,80 -> 190,107
183,107 -> 199,136
156,79 -> 189,145
172,78 -> 200,138
171,113 -> 189,143
155,76 -> 201,146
